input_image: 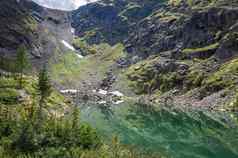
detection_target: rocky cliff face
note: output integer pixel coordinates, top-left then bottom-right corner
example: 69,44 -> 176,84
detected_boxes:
0,0 -> 75,72
71,0 -> 238,109
72,0 -> 167,45
72,0 -> 238,60
0,0 -> 38,58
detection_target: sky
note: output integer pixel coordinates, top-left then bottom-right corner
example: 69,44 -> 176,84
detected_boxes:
32,0 -> 98,10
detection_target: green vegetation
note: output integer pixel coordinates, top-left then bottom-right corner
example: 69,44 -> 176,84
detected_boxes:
73,37 -> 97,55
126,57 -> 183,94
51,43 -> 125,87
186,69 -> 206,88
0,99 -> 100,158
0,57 -> 17,73
0,88 -> 19,105
0,45 -> 31,88
119,3 -> 141,19
16,45 -> 31,88
23,16 -> 38,33
118,3 -> 153,22
0,71 -> 161,158
0,44 -> 161,157
182,43 -> 219,54
168,0 -> 218,7
181,43 -> 219,59
0,68 -> 99,157
38,66 -> 52,98
203,58 -> 238,92
151,10 -> 182,23
36,66 -> 52,128
50,50 -> 82,86
230,91 -> 238,111
184,59 -> 211,89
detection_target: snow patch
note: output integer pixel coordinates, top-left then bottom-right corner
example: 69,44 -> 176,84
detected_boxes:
109,91 -> 124,97
76,54 -> 84,59
113,100 -> 124,105
98,100 -> 107,104
98,89 -> 108,95
61,40 -> 75,51
60,89 -> 78,94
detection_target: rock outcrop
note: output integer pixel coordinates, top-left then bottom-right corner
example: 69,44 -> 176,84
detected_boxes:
71,0 -> 238,109
72,0 -> 165,45
0,0 -> 73,70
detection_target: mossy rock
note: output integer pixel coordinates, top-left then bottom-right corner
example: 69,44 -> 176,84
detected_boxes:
203,58 -> 238,92
73,38 -> 98,55
126,57 -> 185,94
186,70 -> 207,89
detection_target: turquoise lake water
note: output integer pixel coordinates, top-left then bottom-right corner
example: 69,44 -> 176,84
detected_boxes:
79,102 -> 238,158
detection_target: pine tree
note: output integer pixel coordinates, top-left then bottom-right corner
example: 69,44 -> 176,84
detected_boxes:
38,65 -> 51,98
72,105 -> 80,129
16,45 -> 30,88
36,65 -> 52,128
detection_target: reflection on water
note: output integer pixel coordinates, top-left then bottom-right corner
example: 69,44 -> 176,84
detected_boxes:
79,102 -> 238,158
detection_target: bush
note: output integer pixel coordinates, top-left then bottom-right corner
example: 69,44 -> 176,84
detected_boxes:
0,109 -> 101,157
0,88 -> 19,105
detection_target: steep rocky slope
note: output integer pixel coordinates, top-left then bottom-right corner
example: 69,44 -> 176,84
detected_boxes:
0,0 -> 77,120
71,0 -> 238,110
0,0 -> 73,71
72,0 -> 167,45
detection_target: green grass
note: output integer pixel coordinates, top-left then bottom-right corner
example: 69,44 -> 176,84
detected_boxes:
168,0 -> 217,7
77,43 -> 125,80
186,69 -> 206,88
0,74 -> 70,114
51,43 -> 125,87
203,58 -> 238,91
73,37 -> 98,56
24,16 -> 38,33
50,50 -> 82,86
182,43 -> 219,54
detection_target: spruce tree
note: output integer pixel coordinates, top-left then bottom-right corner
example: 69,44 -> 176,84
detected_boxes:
16,45 -> 30,88
36,65 -> 52,128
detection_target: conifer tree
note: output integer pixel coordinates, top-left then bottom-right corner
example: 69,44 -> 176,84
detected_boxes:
37,65 -> 52,127
16,45 -> 30,88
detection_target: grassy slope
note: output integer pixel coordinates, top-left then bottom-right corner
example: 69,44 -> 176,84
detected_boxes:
0,75 -> 70,116
50,43 -> 125,88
